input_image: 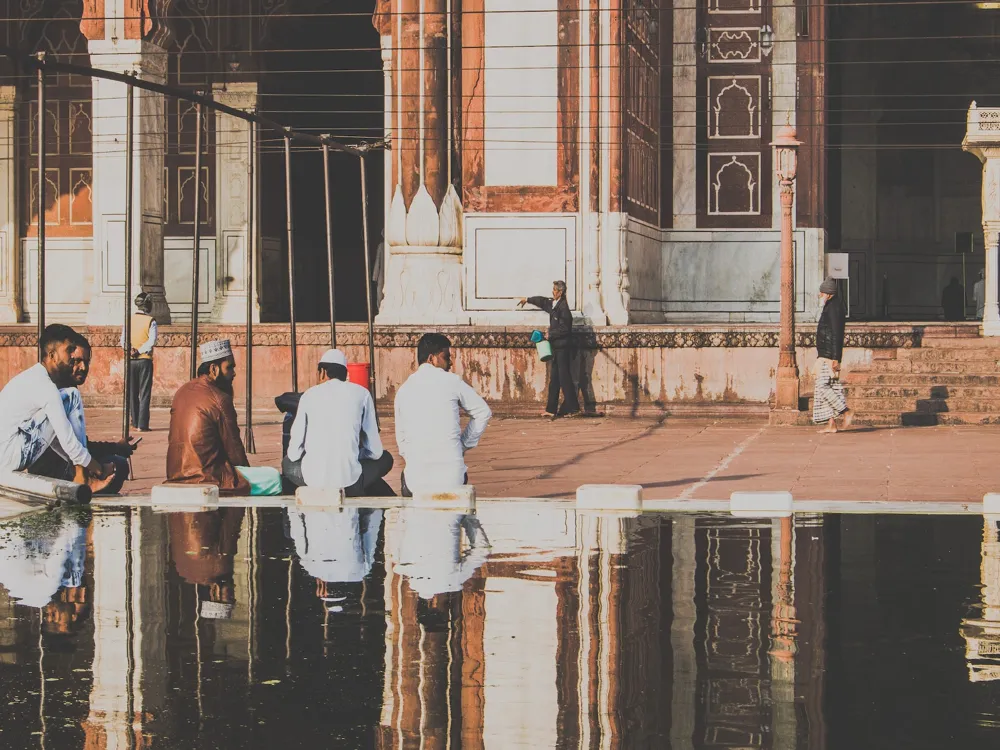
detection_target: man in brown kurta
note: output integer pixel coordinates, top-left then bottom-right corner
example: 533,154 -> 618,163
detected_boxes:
166,339 -> 251,495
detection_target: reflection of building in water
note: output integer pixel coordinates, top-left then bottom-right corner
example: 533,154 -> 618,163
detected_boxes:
82,509 -> 168,749
377,506 -> 666,747
961,516 -> 1000,682
676,515 -> 826,750
378,508 -> 829,747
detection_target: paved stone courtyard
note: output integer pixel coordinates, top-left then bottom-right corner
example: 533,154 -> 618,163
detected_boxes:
81,408 -> 1000,502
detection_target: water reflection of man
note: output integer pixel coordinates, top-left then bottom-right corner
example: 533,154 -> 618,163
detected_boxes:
286,508 -> 384,612
0,510 -> 89,617
387,509 -> 490,601
169,508 -> 245,621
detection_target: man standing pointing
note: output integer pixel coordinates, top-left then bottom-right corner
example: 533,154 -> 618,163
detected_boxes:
394,333 -> 492,496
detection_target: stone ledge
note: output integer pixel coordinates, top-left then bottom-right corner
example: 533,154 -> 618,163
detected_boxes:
0,321 -> 959,350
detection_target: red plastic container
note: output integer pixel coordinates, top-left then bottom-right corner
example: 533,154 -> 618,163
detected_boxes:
347,362 -> 370,389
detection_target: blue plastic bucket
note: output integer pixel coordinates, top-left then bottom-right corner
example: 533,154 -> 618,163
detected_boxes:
536,340 -> 553,362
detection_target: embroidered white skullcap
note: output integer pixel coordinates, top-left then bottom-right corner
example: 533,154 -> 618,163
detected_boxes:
319,349 -> 347,367
199,600 -> 235,620
199,339 -> 233,364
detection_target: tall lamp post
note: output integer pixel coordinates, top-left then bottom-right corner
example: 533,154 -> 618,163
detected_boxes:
773,124 -> 802,412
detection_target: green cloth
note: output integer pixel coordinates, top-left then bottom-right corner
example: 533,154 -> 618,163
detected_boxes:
235,466 -> 283,496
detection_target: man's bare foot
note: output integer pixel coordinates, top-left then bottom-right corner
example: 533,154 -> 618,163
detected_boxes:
540,411 -> 556,418
842,410 -> 854,429
819,419 -> 838,434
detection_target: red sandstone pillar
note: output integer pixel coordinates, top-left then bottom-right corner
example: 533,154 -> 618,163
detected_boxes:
773,126 -> 802,412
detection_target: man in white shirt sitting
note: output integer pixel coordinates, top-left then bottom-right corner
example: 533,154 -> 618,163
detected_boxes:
0,325 -> 135,493
394,333 -> 492,496
284,349 -> 394,497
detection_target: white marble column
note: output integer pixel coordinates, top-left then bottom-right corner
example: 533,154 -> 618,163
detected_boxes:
211,83 -> 259,324
962,104 -> 1000,335
985,218 -> 1000,335
376,0 -> 467,325
0,87 -> 20,322
85,39 -> 170,325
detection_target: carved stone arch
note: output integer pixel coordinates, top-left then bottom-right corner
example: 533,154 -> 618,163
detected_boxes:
147,0 -> 180,47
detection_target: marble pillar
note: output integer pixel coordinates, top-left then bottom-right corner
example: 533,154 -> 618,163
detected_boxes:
211,83 -> 260,324
0,87 -> 20,322
962,103 -> 1000,335
377,0 -> 467,325
597,0 -> 629,326
85,39 -> 170,325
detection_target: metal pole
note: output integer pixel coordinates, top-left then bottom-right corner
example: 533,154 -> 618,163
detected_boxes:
359,154 -> 376,400
189,102 -> 203,380
284,132 -> 299,392
36,55 -> 46,341
322,140 -> 337,348
122,77 -> 135,441
244,122 -> 256,453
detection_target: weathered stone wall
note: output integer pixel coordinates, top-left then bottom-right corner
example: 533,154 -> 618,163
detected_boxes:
0,322 -> 928,415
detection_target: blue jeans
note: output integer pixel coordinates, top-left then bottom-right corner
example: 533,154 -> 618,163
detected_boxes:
14,388 -> 88,471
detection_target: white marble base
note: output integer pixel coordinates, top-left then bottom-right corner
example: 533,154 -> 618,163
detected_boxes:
376,249 -> 469,325
982,318 -> 1000,337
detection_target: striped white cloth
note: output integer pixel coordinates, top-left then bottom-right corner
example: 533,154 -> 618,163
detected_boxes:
813,358 -> 848,424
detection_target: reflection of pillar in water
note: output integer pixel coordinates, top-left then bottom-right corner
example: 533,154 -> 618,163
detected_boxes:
769,516 -> 798,750
960,516 -> 1000,681
378,509 -> 488,749
576,512 -> 662,749
670,516 -> 697,750
83,509 -> 167,748
795,514 -> 828,750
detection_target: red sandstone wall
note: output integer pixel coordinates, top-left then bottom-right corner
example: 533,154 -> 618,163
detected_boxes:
0,323 -> 905,416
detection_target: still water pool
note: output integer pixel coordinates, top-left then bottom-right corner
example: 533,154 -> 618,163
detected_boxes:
0,504 -> 998,749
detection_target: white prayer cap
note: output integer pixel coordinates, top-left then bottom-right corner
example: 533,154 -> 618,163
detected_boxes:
319,349 -> 347,368
199,339 -> 233,364
199,600 -> 235,620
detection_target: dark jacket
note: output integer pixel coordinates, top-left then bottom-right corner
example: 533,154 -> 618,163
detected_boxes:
816,294 -> 846,362
527,295 -> 573,345
167,376 -> 251,495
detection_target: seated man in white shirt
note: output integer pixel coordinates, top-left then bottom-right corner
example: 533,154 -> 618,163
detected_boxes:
0,325 -> 135,493
284,349 -> 394,497
394,333 -> 492,497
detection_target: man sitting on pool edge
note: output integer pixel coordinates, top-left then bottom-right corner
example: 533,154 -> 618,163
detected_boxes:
166,339 -> 281,496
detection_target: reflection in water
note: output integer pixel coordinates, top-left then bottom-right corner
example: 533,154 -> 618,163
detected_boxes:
961,515 -> 1000,682
2,508 -> 1000,747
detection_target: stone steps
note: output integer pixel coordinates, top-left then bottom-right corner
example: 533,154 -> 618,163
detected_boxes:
849,397 -> 1000,413
843,372 -> 1000,386
848,385 -> 999,399
897,348 -> 1000,362
864,359 -> 1000,374
854,411 -> 1000,427
841,335 -> 1000,425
